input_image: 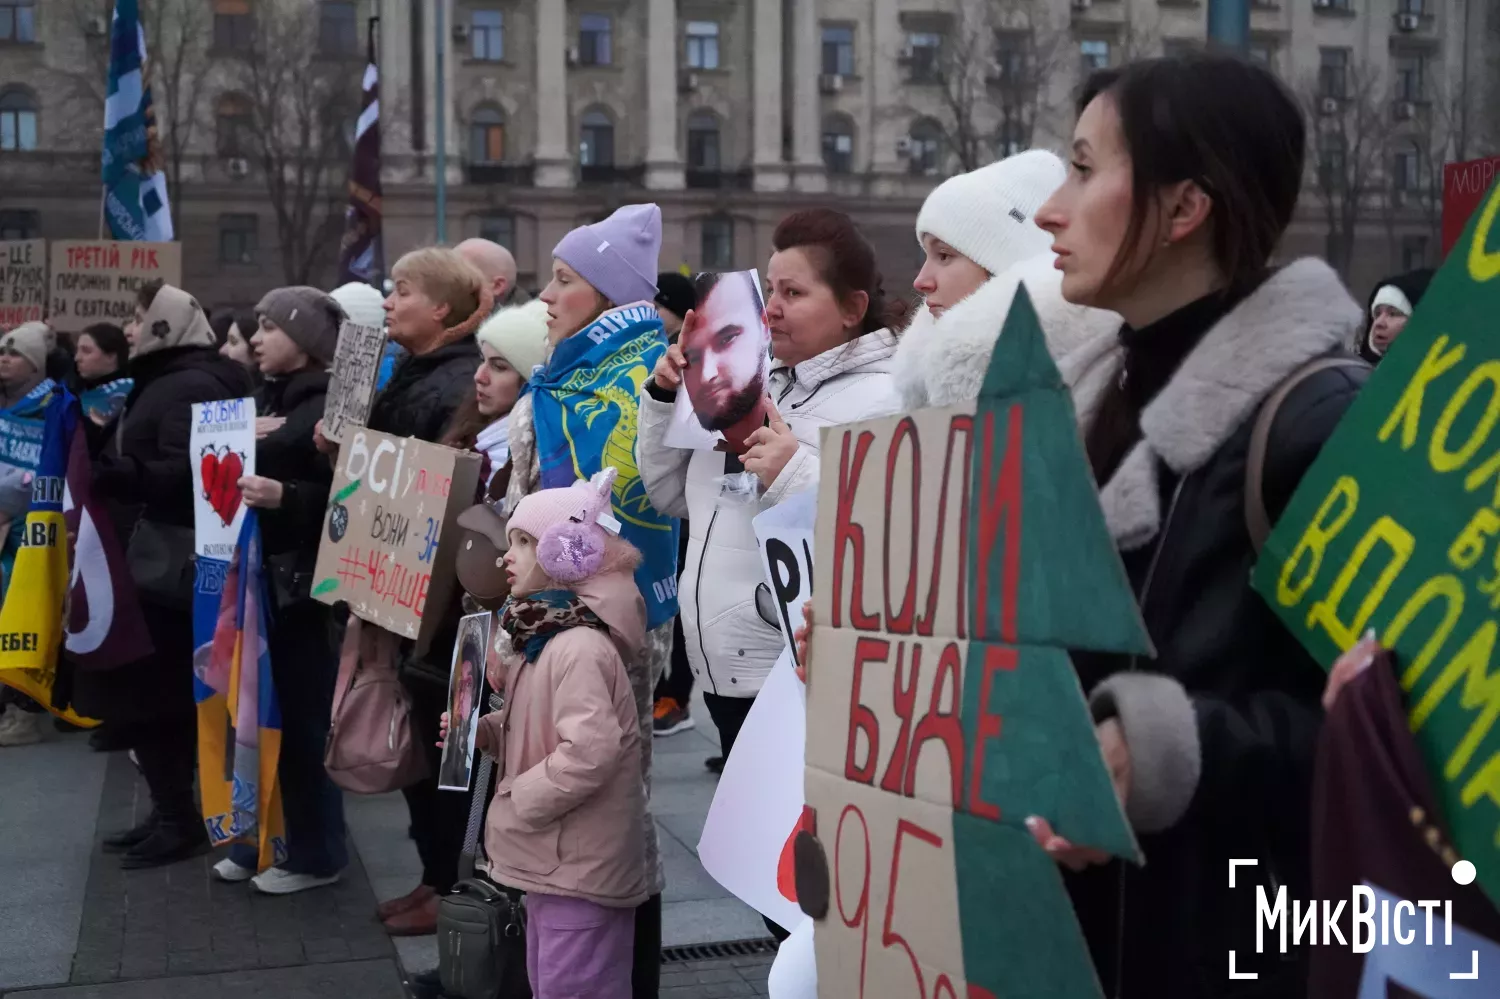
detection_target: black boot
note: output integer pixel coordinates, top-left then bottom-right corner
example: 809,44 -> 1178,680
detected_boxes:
102,811 -> 159,853
120,819 -> 208,870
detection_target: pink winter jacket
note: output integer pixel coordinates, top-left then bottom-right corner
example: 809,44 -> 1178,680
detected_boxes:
474,556 -> 649,908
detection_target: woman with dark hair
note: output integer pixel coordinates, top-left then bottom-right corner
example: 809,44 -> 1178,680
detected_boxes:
638,208 -> 904,795
213,310 -> 258,372
1024,54 -> 1369,996
74,323 -> 133,427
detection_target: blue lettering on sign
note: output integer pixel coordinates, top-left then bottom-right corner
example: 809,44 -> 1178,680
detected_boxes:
420,518 -> 439,564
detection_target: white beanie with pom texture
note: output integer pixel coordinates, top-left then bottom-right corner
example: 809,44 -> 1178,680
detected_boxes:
915,149 -> 1066,277
329,282 -> 387,331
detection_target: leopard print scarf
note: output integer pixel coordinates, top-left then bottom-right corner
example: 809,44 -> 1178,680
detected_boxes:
500,589 -> 607,663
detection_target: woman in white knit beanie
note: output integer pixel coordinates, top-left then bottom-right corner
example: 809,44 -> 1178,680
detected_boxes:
894,149 -> 1121,409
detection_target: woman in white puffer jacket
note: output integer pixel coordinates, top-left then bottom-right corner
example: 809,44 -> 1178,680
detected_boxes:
636,209 -> 904,777
893,150 -> 1122,410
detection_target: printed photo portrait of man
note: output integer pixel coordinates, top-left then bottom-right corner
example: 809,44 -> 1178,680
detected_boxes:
669,269 -> 770,451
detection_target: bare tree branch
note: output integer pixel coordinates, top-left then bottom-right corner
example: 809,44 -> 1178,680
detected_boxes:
231,0 -> 360,285
1297,58 -> 1387,280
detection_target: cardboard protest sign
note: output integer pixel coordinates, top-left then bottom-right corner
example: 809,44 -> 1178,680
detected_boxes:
1443,156 -> 1500,256
323,320 -> 387,443
0,239 -> 47,328
311,426 -> 481,650
48,240 -> 182,333
803,290 -> 1150,999
190,398 -> 256,560
699,490 -> 816,931
439,612 -> 492,791
1252,173 -> 1500,909
665,269 -> 772,451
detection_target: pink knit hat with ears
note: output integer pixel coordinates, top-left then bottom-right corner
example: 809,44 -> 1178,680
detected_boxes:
509,468 -> 626,584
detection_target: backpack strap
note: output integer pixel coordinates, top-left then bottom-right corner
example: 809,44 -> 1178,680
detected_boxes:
1245,356 -> 1367,554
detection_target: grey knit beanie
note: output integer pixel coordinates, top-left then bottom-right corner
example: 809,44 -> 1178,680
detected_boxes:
255,286 -> 347,365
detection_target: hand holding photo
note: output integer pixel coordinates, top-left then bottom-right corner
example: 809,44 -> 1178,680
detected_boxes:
438,612 -> 493,792
664,269 -> 772,452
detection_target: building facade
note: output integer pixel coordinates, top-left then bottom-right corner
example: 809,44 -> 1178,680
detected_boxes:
1,0 -> 1495,313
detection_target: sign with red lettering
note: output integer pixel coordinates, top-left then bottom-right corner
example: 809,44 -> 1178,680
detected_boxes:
311,426 -> 481,651
1254,170 -> 1500,908
802,290 -> 1151,998
47,239 -> 182,333
1442,156 -> 1500,256
0,239 -> 47,329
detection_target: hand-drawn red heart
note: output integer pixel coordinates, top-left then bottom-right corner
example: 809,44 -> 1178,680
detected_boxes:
201,447 -> 245,527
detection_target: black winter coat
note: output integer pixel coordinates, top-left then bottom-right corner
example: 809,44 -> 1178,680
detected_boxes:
1058,259 -> 1369,999
75,346 -> 254,728
257,369 -> 332,597
366,338 -> 479,442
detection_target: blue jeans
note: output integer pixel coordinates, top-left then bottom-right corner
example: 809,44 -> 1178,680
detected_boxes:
232,601 -> 347,876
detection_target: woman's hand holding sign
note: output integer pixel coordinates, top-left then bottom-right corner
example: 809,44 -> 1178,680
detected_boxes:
743,397 -> 799,489
651,336 -> 690,393
238,475 -> 284,510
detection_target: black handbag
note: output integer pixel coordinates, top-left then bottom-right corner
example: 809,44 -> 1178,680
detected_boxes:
437,693 -> 532,999
125,519 -> 197,608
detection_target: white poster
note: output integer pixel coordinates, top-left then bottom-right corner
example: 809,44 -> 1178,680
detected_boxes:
698,490 -> 815,932
189,397 -> 256,559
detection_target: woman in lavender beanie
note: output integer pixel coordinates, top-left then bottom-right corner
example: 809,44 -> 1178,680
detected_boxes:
496,204 -> 678,995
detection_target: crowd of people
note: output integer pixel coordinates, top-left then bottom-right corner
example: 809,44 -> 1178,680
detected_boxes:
0,51 -> 1466,999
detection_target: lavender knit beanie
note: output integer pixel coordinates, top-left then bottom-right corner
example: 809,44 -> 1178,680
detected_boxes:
552,204 -> 662,307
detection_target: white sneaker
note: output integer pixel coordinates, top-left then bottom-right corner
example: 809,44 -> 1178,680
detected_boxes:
0,708 -> 43,747
251,867 -> 341,895
212,857 -> 255,882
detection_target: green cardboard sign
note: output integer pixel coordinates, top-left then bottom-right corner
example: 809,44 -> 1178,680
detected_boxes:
1252,175 -> 1500,908
808,288 -> 1150,998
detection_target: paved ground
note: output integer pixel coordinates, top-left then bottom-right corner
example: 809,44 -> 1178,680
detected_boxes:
0,688 -> 774,998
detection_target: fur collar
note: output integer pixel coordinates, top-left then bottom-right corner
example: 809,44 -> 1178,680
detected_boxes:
894,255 -> 1121,410
1064,257 -> 1362,550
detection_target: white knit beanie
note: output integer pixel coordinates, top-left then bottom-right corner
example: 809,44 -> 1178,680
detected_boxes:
477,299 -> 550,381
329,281 -> 387,331
914,149 -> 1066,277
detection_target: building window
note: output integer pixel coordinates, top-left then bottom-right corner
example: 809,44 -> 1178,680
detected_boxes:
702,215 -> 734,270
1248,41 -> 1276,74
996,117 -> 1025,158
686,21 -> 719,70
1401,235 -> 1428,271
993,31 -> 1028,86
578,13 -> 612,66
687,111 -> 721,171
479,213 -> 515,251
1317,132 -> 1346,189
579,108 -> 614,167
1318,48 -> 1349,100
214,0 -> 254,52
1391,145 -> 1421,191
472,10 -> 503,61
0,88 -> 38,151
905,32 -> 943,83
469,105 -> 505,163
1079,39 -> 1110,74
1317,0 -> 1352,9
822,115 -> 854,174
319,2 -> 357,57
1398,0 -> 1425,14
822,25 -> 854,77
1393,54 -> 1427,102
0,1 -> 36,44
907,118 -> 943,176
0,209 -> 39,239
215,93 -> 252,157
218,214 -> 258,265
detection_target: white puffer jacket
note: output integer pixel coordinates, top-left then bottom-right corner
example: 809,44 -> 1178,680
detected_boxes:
636,329 -> 902,697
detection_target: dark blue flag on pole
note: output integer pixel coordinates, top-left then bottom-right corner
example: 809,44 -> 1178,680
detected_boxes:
338,19 -> 383,285
101,0 -> 173,241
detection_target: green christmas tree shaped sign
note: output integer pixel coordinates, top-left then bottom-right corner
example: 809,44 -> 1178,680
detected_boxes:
802,287 -> 1150,999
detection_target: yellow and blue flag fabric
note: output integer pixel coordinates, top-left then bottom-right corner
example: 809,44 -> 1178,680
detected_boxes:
193,511 -> 286,871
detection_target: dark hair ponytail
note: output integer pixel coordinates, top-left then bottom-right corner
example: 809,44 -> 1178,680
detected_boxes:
771,209 -> 909,336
